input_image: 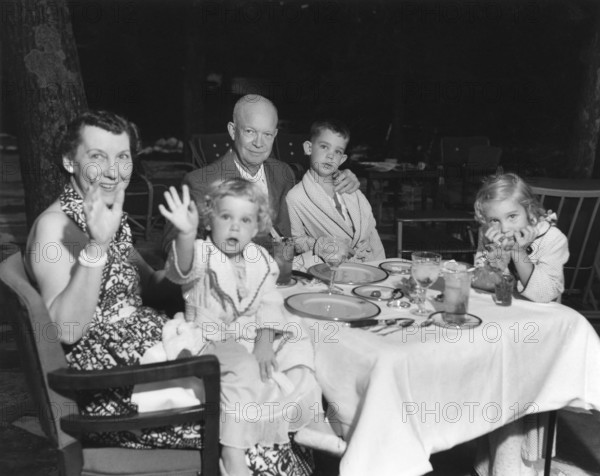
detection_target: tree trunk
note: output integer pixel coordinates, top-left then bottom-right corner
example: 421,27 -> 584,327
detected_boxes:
569,5 -> 600,179
1,0 -> 87,227
182,0 -> 206,164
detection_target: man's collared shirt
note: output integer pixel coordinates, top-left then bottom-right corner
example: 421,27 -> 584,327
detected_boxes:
234,159 -> 269,198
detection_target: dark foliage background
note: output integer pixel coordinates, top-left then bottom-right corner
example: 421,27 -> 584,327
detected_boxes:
2,0 -> 598,175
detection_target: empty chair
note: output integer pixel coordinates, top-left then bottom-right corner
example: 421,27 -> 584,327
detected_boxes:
0,252 -> 221,476
189,133 -> 232,168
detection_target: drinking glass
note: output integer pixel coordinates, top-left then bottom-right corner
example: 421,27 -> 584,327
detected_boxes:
321,237 -> 351,295
442,263 -> 474,325
410,251 -> 442,316
264,237 -> 295,286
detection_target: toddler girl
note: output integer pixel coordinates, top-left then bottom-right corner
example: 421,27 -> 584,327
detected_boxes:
151,178 -> 343,476
474,173 -> 569,303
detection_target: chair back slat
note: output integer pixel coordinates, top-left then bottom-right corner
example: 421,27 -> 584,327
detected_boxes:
531,182 -> 600,309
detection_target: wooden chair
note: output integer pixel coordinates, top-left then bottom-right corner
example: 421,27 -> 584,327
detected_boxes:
0,252 -> 221,476
530,180 -> 600,476
396,210 -> 478,260
189,133 -> 232,168
530,181 -> 600,311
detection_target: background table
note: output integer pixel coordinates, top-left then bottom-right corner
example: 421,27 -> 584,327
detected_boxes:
281,262 -> 600,476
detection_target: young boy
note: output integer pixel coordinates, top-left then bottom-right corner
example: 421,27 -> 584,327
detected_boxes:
286,119 -> 385,269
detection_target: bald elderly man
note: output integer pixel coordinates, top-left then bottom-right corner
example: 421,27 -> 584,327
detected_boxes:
162,94 -> 360,254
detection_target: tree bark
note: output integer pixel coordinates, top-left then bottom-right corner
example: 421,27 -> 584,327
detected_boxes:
569,5 -> 600,178
182,0 -> 206,164
1,0 -> 87,227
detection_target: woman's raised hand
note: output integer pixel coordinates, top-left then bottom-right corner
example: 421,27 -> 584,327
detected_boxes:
83,181 -> 125,249
159,185 -> 199,236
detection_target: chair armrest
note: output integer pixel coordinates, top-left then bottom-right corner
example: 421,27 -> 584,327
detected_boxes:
60,404 -> 212,434
48,356 -> 220,436
48,355 -> 220,390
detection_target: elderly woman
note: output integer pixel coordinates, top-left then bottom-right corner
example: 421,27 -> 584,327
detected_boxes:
24,110 -> 314,474
24,110 -> 195,448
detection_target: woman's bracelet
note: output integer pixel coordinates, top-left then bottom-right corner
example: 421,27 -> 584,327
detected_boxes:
78,245 -> 107,268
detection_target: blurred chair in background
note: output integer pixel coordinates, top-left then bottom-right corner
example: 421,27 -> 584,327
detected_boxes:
396,210 -> 478,261
189,133 -> 232,168
440,136 -> 490,208
124,161 -> 168,240
274,132 -> 309,181
461,145 -> 503,205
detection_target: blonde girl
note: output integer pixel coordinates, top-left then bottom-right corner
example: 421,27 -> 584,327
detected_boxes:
473,173 -> 568,303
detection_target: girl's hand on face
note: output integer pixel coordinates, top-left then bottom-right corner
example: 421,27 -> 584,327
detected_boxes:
159,185 -> 199,235
253,339 -> 278,382
484,223 -> 503,246
513,225 -> 537,251
83,181 -> 125,248
500,230 -> 516,251
484,224 -> 515,251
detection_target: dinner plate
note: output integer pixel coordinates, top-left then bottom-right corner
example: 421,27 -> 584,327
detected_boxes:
308,263 -> 388,285
429,311 -> 482,329
352,285 -> 397,301
379,260 -> 412,276
284,292 -> 381,322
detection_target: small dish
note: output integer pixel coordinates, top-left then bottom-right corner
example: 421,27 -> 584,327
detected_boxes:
276,277 -> 298,289
351,285 -> 397,302
379,260 -> 412,275
428,311 -> 482,329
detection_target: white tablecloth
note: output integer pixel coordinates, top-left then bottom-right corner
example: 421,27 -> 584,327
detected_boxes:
281,262 -> 600,476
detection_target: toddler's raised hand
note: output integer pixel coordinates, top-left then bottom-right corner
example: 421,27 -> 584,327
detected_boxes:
159,185 -> 199,235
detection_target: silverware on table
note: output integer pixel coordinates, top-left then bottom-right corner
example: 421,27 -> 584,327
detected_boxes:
420,316 -> 435,327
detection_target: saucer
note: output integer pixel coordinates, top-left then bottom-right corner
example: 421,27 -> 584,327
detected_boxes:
276,277 -> 298,289
428,311 -> 482,329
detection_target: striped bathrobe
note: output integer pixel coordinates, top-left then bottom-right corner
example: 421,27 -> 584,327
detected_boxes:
286,171 -> 385,270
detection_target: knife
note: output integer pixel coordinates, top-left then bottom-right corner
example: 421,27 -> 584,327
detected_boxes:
292,269 -> 330,284
350,317 -> 413,328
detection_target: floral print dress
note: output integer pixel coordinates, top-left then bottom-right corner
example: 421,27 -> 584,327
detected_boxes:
61,184 -> 313,474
